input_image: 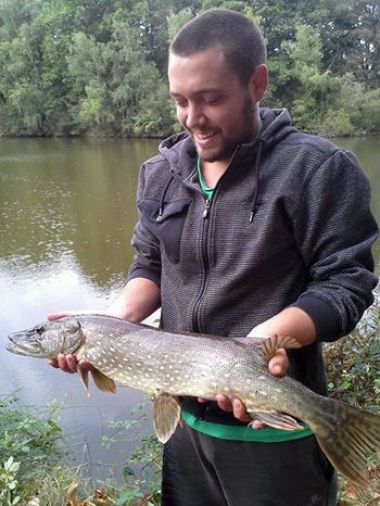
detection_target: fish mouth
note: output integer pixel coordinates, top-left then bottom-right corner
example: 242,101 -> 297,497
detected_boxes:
7,330 -> 43,356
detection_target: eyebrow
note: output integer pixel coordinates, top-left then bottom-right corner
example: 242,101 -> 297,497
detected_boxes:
170,89 -> 223,98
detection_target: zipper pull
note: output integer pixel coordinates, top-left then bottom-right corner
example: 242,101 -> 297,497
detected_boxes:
202,199 -> 211,219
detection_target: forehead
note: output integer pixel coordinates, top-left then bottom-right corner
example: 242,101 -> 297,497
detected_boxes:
168,47 -> 240,95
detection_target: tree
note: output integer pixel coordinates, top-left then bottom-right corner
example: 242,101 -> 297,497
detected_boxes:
285,24 -> 340,131
321,0 -> 380,90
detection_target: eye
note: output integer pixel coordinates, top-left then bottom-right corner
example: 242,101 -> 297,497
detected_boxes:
171,94 -> 188,107
204,95 -> 222,105
174,98 -> 187,107
34,326 -> 44,335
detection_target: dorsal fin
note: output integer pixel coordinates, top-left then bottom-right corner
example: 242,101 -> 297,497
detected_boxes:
260,335 -> 301,364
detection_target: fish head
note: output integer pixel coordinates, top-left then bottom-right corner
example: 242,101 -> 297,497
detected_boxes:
7,318 -> 85,358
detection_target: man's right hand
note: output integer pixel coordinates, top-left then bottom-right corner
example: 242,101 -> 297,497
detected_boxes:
47,311 -> 92,373
47,277 -> 161,373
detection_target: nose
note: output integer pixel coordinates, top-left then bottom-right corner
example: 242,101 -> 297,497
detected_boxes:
185,102 -> 206,130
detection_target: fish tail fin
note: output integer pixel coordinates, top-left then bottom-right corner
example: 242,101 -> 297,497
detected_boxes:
314,400 -> 380,486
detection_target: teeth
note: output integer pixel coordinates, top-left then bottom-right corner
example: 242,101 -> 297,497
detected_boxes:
197,133 -> 214,140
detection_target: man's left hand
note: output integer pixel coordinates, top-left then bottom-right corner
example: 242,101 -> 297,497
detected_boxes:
203,347 -> 289,425
198,345 -> 289,426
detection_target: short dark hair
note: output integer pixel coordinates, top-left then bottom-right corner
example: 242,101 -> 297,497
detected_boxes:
170,8 -> 266,85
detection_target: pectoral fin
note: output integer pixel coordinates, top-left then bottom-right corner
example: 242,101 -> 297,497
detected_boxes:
260,335 -> 301,364
248,411 -> 303,431
78,366 -> 90,397
153,394 -> 181,443
90,368 -> 116,393
77,363 -> 116,395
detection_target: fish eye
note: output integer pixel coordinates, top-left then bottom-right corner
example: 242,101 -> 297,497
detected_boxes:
34,325 -> 44,335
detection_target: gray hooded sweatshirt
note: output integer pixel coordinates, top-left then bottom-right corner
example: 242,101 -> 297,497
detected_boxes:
128,108 -> 378,426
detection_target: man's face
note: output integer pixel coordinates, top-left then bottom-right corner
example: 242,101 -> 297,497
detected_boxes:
168,47 -> 261,164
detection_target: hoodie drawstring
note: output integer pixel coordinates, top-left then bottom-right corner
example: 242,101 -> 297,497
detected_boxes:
157,174 -> 174,220
249,140 -> 265,223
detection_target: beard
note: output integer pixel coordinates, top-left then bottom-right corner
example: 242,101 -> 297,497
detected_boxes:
192,98 -> 258,163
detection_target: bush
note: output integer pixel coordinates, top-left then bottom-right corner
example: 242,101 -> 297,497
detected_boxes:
316,109 -> 355,138
324,289 -> 380,505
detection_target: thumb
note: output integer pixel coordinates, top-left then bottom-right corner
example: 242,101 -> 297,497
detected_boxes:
268,349 -> 289,377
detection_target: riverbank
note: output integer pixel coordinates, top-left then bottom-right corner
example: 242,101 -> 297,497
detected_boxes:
0,125 -> 379,140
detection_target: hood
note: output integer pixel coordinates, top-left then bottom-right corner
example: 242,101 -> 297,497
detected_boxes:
157,108 -> 296,221
258,108 -> 294,147
159,108 -> 294,171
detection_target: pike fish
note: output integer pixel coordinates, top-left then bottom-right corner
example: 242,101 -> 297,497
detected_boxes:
7,314 -> 380,486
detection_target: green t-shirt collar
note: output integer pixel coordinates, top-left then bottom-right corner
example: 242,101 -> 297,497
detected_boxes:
196,155 -> 214,201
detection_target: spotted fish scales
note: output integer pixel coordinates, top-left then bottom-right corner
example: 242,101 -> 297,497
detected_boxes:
7,314 -> 380,487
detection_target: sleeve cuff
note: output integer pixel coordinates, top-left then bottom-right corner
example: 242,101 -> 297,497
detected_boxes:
291,294 -> 343,342
127,267 -> 161,287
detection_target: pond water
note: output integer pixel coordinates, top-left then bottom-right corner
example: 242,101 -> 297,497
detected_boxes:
0,135 -> 379,482
0,137 -> 159,482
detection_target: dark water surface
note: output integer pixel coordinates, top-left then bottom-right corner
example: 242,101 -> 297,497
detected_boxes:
0,136 -> 379,480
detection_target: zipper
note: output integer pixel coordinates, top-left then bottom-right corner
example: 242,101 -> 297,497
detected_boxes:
192,197 -> 212,333
188,146 -> 241,334
202,199 -> 211,219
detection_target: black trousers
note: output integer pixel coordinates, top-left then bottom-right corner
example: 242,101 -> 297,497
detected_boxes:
162,423 -> 338,506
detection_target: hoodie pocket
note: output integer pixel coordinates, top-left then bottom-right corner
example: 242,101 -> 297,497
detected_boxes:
138,198 -> 191,264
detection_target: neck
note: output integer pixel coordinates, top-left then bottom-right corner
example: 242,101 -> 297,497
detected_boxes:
201,159 -> 230,188
200,113 -> 262,188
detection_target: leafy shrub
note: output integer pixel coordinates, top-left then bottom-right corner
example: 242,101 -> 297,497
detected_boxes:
324,289 -> 380,504
0,398 -> 81,504
316,109 -> 355,138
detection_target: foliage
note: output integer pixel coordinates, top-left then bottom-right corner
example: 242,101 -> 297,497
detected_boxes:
0,397 -> 160,505
0,397 -> 82,504
0,457 -> 21,506
101,400 -> 163,506
324,290 -> 380,505
0,0 -> 379,137
325,296 -> 380,410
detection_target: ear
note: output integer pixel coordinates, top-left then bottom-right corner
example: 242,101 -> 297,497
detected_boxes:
249,64 -> 268,104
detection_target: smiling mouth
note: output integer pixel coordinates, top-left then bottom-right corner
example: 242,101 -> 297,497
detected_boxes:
194,132 -> 217,143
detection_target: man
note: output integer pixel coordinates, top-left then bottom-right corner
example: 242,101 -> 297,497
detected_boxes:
50,8 -> 378,506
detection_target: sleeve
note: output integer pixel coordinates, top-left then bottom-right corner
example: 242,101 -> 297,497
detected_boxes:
290,150 -> 378,342
127,164 -> 162,286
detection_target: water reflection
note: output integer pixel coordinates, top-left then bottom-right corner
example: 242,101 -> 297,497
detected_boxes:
0,138 -> 156,285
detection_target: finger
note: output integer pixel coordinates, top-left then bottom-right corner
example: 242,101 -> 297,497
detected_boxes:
197,397 -> 207,403
47,312 -> 71,321
47,310 -> 94,321
48,358 -> 59,368
268,348 -> 289,377
251,420 -> 267,429
215,394 -> 233,412
66,354 -> 78,372
232,398 -> 251,423
57,353 -> 76,373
